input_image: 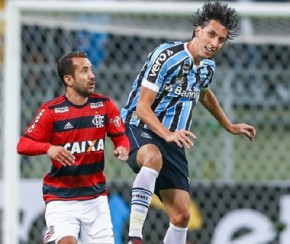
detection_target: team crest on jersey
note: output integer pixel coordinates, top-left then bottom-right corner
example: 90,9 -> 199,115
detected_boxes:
182,63 -> 190,75
92,114 -> 105,128
54,106 -> 69,113
130,112 -> 138,123
110,116 -> 122,127
90,102 -> 104,109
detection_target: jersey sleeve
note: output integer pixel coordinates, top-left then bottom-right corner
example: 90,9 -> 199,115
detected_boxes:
142,46 -> 173,93
200,59 -> 216,90
106,99 -> 130,151
17,104 -> 53,155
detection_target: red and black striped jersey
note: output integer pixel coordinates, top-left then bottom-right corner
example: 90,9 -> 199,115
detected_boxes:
17,93 -> 129,203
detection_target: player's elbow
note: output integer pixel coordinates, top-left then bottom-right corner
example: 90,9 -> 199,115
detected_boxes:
16,137 -> 27,155
136,103 -> 145,119
16,142 -> 24,154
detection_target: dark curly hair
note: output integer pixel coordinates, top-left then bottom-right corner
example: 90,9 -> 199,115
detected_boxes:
191,1 -> 240,41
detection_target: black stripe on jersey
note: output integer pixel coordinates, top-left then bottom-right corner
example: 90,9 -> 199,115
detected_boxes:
43,182 -> 106,198
170,103 -> 183,131
192,67 -> 202,88
205,65 -> 214,87
107,131 -> 126,138
48,161 -> 104,177
185,103 -> 195,131
53,115 -> 107,132
157,96 -> 180,130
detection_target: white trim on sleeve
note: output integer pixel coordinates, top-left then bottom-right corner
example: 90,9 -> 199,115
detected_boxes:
141,79 -> 159,92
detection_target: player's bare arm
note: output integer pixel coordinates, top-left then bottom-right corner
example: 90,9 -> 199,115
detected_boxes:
136,86 -> 196,148
200,89 -> 256,141
47,145 -> 75,167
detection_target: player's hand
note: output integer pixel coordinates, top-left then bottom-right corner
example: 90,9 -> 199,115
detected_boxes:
47,145 -> 75,167
227,123 -> 256,141
165,129 -> 196,148
114,146 -> 129,161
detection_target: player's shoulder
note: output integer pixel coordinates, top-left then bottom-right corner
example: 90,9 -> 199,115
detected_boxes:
43,95 -> 66,108
201,58 -> 216,69
150,41 -> 187,62
157,41 -> 185,52
90,92 -> 112,103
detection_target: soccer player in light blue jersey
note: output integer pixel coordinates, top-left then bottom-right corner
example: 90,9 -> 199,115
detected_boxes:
121,2 -> 256,244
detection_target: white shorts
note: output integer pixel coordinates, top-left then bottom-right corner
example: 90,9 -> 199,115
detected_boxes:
43,196 -> 114,244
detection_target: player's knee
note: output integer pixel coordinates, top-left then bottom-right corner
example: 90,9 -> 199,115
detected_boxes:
138,145 -> 163,171
57,236 -> 78,244
170,210 -> 190,227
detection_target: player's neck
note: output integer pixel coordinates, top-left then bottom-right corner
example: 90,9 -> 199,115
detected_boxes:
187,41 -> 201,65
65,91 -> 89,106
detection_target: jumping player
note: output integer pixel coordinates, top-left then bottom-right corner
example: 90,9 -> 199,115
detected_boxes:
121,2 -> 256,243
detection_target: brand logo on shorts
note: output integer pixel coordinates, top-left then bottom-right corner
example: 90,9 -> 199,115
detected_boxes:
141,132 -> 152,139
43,225 -> 55,243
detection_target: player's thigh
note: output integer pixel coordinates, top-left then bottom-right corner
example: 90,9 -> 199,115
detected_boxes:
159,188 -> 190,217
80,196 -> 114,244
44,201 -> 80,243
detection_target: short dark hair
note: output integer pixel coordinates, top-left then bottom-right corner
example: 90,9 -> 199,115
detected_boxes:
57,51 -> 88,84
191,1 -> 240,40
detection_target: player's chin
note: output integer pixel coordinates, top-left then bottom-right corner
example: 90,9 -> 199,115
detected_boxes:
204,52 -> 214,58
87,88 -> 94,94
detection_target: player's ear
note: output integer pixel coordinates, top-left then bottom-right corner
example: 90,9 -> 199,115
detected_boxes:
195,27 -> 200,37
63,75 -> 73,86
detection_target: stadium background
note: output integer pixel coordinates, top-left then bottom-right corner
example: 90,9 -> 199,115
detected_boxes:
0,1 -> 290,243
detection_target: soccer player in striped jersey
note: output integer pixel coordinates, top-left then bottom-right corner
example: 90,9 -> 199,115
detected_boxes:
121,2 -> 256,244
17,51 -> 130,244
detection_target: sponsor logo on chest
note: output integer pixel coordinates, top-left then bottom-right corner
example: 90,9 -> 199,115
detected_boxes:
64,139 -> 105,154
54,106 -> 69,113
164,84 -> 199,100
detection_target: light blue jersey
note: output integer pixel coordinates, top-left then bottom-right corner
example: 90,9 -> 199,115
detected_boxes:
121,41 -> 216,132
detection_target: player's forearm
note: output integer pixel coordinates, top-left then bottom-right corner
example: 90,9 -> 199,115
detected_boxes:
136,104 -> 170,139
200,90 -> 232,131
17,136 -> 51,155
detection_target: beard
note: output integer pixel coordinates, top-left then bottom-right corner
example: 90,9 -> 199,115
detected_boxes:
75,85 -> 94,98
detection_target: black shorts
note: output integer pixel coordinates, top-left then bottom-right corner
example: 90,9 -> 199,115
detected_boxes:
125,125 -> 190,195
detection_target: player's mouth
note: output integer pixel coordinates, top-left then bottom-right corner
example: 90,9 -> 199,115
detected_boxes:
205,46 -> 214,54
89,82 -> 95,89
